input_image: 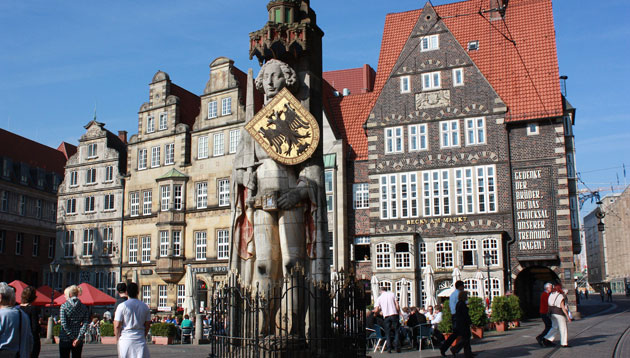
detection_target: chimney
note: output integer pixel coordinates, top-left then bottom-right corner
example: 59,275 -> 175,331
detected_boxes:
118,131 -> 128,144
489,0 -> 508,20
362,64 -> 369,94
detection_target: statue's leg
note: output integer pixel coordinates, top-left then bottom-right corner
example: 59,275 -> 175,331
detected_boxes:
279,208 -> 306,336
253,209 -> 280,335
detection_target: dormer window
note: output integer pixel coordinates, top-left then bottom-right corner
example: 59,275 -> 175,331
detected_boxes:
146,116 -> 155,133
468,41 -> 479,51
420,35 -> 439,52
87,143 -> 97,159
208,101 -> 218,119
158,112 -> 168,131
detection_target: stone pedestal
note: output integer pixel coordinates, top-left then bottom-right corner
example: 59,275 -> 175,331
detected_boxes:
193,313 -> 205,345
44,317 -> 55,344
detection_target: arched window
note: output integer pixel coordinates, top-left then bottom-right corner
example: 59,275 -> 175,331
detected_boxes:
464,278 -> 479,297
482,238 -> 499,266
376,243 -> 391,269
435,241 -> 453,268
484,278 -> 501,300
461,239 -> 477,267
395,243 -> 411,269
379,280 -> 392,292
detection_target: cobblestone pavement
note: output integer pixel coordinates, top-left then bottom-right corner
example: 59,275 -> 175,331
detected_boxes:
38,295 -> 630,357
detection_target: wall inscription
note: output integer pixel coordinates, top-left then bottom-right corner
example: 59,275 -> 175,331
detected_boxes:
513,167 -> 554,252
415,90 -> 450,109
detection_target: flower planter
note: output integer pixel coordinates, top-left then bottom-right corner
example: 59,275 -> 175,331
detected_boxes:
100,336 -> 116,345
152,336 -> 174,345
471,326 -> 484,339
511,320 -> 520,328
485,322 -> 495,331
495,322 -> 507,332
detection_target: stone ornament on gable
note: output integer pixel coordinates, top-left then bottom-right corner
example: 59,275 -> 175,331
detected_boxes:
416,89 -> 451,109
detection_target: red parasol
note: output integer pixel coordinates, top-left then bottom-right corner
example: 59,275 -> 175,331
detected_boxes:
36,285 -> 63,306
53,283 -> 116,306
8,280 -> 52,306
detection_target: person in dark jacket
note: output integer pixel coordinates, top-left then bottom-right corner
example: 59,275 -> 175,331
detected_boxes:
450,290 -> 474,358
19,286 -> 41,358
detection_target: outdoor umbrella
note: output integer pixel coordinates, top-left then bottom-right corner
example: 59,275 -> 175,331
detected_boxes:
423,264 -> 437,309
183,264 -> 196,317
371,275 -> 380,305
37,285 -> 62,307
399,278 -> 409,309
8,280 -> 51,305
54,283 -> 116,306
475,271 -> 485,299
452,267 -> 462,285
133,269 -> 139,285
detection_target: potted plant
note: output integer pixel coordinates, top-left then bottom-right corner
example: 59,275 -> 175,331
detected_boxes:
438,299 -> 460,347
490,296 -> 510,332
507,295 -> 522,328
467,296 -> 487,339
150,323 -> 177,345
100,322 -> 116,344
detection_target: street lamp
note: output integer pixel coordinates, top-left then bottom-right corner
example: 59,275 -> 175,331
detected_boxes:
483,252 -> 492,304
45,262 -> 60,344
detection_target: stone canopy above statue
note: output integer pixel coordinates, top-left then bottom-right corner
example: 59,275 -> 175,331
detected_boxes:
249,0 -> 324,65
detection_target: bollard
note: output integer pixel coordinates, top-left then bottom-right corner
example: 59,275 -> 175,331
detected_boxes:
194,313 -> 204,345
44,316 -> 55,344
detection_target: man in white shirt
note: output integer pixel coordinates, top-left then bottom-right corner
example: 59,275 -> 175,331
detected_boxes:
114,282 -> 151,358
374,286 -> 401,353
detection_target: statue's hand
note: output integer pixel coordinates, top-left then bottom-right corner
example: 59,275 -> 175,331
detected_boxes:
278,188 -> 306,210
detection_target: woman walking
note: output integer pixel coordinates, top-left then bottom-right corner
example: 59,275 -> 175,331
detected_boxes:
544,283 -> 572,347
59,285 -> 89,358
114,282 -> 151,358
0,282 -> 33,357
19,286 -> 41,357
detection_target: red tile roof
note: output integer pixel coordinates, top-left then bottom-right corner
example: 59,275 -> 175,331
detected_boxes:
324,92 -> 373,160
373,0 -> 563,122
56,142 -> 77,160
0,129 -> 69,175
323,64 -> 375,95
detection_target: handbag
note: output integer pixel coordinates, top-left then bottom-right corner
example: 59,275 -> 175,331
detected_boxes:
0,308 -> 21,358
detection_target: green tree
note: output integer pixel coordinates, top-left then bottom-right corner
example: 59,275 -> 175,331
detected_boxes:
468,296 -> 488,327
506,295 -> 523,321
490,296 -> 510,323
438,299 -> 453,333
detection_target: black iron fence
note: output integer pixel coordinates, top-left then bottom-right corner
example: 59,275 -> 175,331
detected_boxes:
208,269 -> 367,358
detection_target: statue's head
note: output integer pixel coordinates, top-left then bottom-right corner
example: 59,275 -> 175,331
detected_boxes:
255,59 -> 298,99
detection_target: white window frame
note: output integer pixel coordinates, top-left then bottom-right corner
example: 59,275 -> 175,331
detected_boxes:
229,129 -> 240,154
394,244 -> 411,269
422,71 -> 441,90
325,170 -> 334,212
217,229 -> 229,260
408,124 -> 428,152
159,231 -> 169,257
173,184 -> 183,211
151,146 -> 161,168
195,231 -> 207,260
142,285 -> 151,306
160,185 -> 171,211
218,179 -> 230,207
86,168 -> 96,184
379,174 -> 398,219
527,122 -> 539,136
435,241 -> 454,268
482,238 -> 499,266
418,242 -> 427,268
142,190 -> 152,215
196,182 -> 208,209
400,76 -> 411,93
453,68 -> 464,86
465,117 -> 486,146
353,183 -> 369,209
461,239 -> 477,267
105,166 -> 114,182
213,132 -> 225,157
128,237 -> 138,264
384,127 -> 404,154
221,97 -> 232,116
484,278 -> 501,300
440,120 -> 460,148
69,171 -> 78,187
64,231 -> 74,258
103,227 -> 113,256
138,149 -> 147,170
420,34 -> 439,52
158,285 -> 168,309
375,243 -> 391,269
82,229 -> 94,257
104,194 -> 115,211
208,101 -> 218,119
141,236 -> 151,263
158,112 -> 168,131
165,143 -> 175,165
422,170 -> 449,217
476,165 -> 497,213
84,196 -> 95,213
66,198 -> 76,214
87,143 -> 98,158
198,136 -> 209,159
177,285 -> 185,307
146,116 -> 155,133
399,173 -> 418,218
172,231 -> 181,257
130,192 -> 139,216
464,279 -> 479,297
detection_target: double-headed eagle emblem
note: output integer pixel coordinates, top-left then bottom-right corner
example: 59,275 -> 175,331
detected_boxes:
245,88 -> 319,165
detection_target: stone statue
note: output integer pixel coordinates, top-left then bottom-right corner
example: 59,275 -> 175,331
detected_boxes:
230,59 -> 324,335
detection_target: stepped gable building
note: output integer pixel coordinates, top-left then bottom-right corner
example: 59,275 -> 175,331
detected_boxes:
327,0 -> 579,315
53,121 -> 127,296
123,60 -> 263,312
0,129 -> 74,285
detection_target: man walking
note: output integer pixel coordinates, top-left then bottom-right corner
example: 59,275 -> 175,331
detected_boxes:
440,280 -> 466,357
374,286 -> 401,353
607,287 -> 613,302
536,283 -> 553,347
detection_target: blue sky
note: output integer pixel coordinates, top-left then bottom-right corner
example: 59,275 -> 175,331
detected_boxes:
1,0 -> 628,218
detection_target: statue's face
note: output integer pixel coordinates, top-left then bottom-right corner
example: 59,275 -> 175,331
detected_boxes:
263,62 -> 286,98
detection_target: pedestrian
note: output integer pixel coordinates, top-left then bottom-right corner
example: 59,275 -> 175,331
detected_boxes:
450,290 -> 474,358
440,280 -> 465,357
113,283 -> 128,313
374,285 -> 401,353
18,286 -> 41,357
607,287 -> 613,302
536,283 -> 553,347
584,289 -> 588,300
0,282 -> 33,357
543,283 -> 571,348
59,285 -> 89,358
600,289 -> 604,302
114,282 -> 151,358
